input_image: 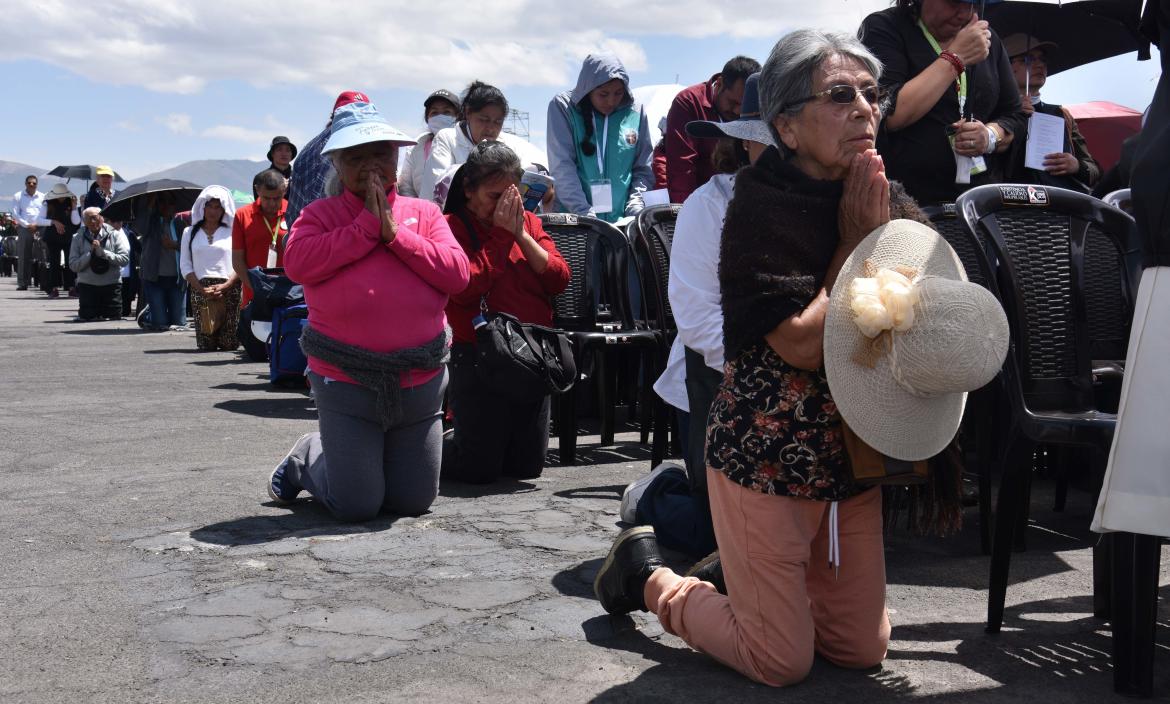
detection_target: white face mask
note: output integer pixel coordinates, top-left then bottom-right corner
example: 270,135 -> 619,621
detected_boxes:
427,114 -> 457,134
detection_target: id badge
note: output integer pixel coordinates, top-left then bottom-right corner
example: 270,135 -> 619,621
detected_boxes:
590,180 -> 613,215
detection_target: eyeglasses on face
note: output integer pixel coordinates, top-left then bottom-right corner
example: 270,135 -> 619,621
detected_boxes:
786,84 -> 883,111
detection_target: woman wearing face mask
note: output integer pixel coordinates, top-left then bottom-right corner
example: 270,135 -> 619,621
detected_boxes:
547,52 -> 654,223
397,89 -> 461,198
420,81 -> 548,207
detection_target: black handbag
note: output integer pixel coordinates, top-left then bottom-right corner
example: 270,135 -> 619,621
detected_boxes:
473,309 -> 576,402
246,266 -> 304,322
454,211 -> 576,401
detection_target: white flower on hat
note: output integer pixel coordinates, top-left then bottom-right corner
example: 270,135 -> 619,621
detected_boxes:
849,267 -> 920,338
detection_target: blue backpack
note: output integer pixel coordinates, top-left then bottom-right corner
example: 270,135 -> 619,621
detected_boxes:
269,304 -> 309,384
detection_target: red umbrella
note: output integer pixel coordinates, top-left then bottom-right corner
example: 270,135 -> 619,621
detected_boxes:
1065,101 -> 1142,172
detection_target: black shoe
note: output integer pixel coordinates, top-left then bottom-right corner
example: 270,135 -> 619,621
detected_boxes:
683,550 -> 727,596
594,526 -> 665,615
16,286 -> 28,291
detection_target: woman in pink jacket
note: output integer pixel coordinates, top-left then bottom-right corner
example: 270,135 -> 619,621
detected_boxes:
266,97 -> 470,522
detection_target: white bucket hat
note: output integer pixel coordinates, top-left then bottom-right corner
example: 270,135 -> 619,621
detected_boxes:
824,219 -> 1010,461
321,100 -> 416,154
45,183 -> 76,201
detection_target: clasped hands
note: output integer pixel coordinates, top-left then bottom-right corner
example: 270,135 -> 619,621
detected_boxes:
364,172 -> 399,244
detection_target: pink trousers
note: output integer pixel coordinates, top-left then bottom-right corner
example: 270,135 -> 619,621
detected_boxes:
644,469 -> 890,687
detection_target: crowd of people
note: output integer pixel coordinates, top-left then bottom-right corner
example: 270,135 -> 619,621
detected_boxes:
2,0 -> 1156,689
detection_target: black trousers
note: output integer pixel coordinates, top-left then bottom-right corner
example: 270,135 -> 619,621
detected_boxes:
684,346 -> 723,494
77,282 -> 122,320
442,344 -> 551,484
121,276 -> 139,317
42,231 -> 74,291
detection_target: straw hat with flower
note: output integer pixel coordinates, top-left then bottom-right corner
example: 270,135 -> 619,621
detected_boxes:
824,219 -> 1010,461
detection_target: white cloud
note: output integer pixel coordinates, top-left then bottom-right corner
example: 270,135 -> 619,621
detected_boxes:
157,113 -> 192,134
116,120 -> 140,132
0,1 -> 889,96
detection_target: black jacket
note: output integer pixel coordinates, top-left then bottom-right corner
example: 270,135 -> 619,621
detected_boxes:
1005,101 -> 1101,193
718,147 -> 928,361
860,6 -> 1028,205
1132,0 -> 1170,267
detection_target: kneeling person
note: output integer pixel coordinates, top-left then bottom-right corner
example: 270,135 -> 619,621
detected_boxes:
69,208 -> 130,321
441,141 -> 571,483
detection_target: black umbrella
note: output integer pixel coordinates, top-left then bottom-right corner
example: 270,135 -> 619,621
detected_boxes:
100,179 -> 202,222
986,0 -> 1145,75
46,164 -> 127,183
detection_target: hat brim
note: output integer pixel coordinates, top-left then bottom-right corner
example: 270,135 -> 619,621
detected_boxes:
1007,40 -> 1059,58
321,123 -> 417,154
686,118 -> 775,147
267,143 -> 298,162
823,220 -> 969,461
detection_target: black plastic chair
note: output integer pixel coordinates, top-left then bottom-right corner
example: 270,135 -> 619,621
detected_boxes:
539,213 -> 660,464
629,204 -> 681,465
1102,188 -> 1132,214
953,184 -> 1141,635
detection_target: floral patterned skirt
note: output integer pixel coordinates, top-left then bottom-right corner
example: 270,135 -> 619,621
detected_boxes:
191,277 -> 241,352
705,342 -> 859,502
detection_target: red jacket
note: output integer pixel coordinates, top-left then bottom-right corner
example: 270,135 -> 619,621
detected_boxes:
665,78 -> 721,203
445,210 -> 571,345
652,140 -> 668,190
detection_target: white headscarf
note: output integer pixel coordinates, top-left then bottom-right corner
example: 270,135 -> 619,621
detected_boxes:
190,185 -> 237,228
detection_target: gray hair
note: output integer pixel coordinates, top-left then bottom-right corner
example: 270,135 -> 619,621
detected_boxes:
324,170 -> 342,197
82,206 -> 103,219
758,29 -> 883,157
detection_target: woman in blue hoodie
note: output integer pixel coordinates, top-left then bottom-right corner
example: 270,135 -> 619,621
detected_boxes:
547,53 -> 653,223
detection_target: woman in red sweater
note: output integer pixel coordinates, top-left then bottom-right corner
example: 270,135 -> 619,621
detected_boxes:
442,141 -> 571,483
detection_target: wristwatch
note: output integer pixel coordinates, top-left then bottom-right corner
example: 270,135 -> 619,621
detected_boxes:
984,126 -> 998,154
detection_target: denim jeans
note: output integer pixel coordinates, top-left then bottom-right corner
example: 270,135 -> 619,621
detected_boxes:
143,276 -> 186,329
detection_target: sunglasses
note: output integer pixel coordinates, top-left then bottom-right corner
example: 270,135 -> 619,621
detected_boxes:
786,84 -> 883,110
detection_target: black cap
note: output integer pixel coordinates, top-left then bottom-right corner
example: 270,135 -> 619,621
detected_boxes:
267,135 -> 298,162
424,89 -> 460,111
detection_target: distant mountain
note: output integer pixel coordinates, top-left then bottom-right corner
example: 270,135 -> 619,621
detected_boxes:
0,159 -> 267,210
134,159 -> 267,193
0,161 -> 67,210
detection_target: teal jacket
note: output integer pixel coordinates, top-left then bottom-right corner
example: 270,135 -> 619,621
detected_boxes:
547,53 -> 653,222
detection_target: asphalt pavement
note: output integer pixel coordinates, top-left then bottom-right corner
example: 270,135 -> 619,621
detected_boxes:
1,277 -> 1167,703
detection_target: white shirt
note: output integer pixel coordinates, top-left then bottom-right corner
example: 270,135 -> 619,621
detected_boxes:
397,131 -> 433,198
420,123 -> 548,206
13,190 -> 46,229
179,224 -> 234,279
652,174 -> 734,412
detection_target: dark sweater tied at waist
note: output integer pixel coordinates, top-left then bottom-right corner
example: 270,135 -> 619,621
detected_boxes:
300,324 -> 450,430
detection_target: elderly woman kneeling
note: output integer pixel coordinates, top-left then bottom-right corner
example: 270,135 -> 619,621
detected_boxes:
594,30 -> 930,685
266,97 -> 470,522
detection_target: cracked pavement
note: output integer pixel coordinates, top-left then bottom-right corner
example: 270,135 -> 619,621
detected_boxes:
1,280 -> 1168,703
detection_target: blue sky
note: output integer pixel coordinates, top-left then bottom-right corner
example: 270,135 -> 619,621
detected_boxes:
0,1 -> 1159,179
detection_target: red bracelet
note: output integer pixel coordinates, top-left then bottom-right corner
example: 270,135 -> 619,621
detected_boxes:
939,51 -> 965,76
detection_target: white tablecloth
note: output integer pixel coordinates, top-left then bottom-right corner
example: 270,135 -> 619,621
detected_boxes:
1092,266 -> 1170,538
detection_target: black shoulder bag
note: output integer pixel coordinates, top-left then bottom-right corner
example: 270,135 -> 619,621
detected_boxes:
456,211 -> 576,402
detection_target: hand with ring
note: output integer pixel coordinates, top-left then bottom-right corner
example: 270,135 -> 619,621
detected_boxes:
951,119 -> 989,156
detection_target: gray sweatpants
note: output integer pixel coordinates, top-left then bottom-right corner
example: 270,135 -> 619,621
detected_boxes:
16,227 -> 37,288
283,370 -> 447,522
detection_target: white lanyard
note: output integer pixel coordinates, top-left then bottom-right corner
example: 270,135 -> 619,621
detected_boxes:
595,116 -> 608,174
